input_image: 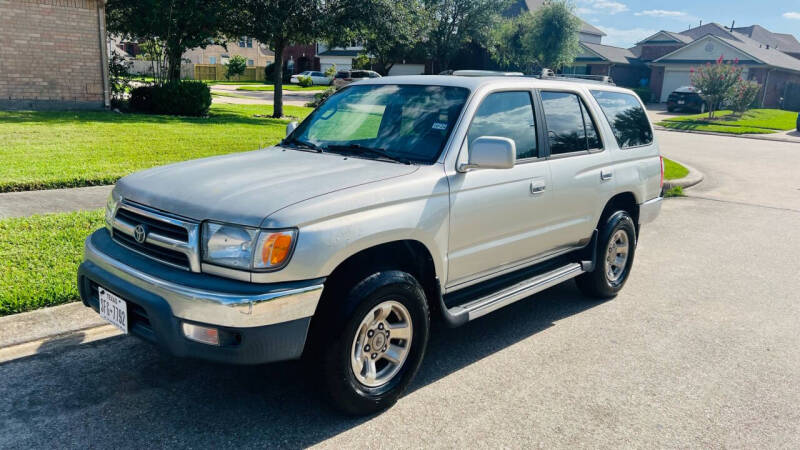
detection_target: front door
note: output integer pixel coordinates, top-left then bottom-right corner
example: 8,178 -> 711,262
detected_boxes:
446,90 -> 556,288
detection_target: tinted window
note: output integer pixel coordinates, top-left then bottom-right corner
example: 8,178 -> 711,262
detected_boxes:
293,85 -> 469,164
467,91 -> 537,160
590,91 -> 653,148
351,71 -> 369,78
541,91 -> 593,155
335,71 -> 349,78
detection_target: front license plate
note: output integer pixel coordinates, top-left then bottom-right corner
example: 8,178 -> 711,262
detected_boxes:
98,287 -> 128,334
677,100 -> 685,105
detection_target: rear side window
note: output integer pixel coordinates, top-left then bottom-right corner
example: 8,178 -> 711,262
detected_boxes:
468,91 -> 538,160
540,91 -> 601,155
335,71 -> 349,78
590,91 -> 653,148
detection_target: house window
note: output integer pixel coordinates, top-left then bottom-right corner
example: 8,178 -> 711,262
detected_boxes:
248,59 -> 254,66
239,37 -> 253,48
209,56 -> 217,64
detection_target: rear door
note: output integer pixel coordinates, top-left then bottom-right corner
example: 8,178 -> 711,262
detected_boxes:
538,89 -> 614,248
447,90 -> 555,287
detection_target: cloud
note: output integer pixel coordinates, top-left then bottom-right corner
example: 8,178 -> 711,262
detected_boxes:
634,9 -> 699,23
783,12 -> 800,20
596,26 -> 658,48
576,0 -> 628,15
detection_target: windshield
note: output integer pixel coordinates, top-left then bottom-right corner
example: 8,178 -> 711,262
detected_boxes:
289,84 -> 470,164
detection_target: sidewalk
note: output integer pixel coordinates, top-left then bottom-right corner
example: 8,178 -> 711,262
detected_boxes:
0,185 -> 112,219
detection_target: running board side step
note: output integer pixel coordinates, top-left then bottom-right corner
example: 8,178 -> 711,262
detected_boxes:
437,263 -> 585,327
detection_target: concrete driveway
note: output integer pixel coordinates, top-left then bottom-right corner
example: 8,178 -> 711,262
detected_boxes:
1,131 -> 799,448
211,84 -> 318,107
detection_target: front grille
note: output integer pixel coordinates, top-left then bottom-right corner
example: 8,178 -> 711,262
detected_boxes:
111,201 -> 198,271
114,231 -> 191,268
115,207 -> 188,241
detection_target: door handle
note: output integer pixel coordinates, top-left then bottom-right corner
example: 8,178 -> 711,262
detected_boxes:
600,170 -> 613,181
530,180 -> 547,194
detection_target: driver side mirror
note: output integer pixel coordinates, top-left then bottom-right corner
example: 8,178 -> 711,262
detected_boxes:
286,121 -> 298,137
458,136 -> 516,172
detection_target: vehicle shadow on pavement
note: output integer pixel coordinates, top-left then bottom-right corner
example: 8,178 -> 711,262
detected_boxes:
0,282 -> 603,448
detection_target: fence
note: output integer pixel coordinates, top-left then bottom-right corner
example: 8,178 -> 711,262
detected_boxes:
194,64 -> 267,82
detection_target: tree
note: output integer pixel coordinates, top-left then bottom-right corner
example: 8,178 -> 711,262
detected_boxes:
225,55 -> 247,80
491,0 -> 580,72
234,1 -> 325,117
106,0 -> 234,83
422,0 -> 509,72
344,0 -> 426,76
690,57 -> 743,119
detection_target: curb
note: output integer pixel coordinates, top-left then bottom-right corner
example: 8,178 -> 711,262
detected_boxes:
664,161 -> 704,190
0,302 -> 118,362
655,125 -> 800,144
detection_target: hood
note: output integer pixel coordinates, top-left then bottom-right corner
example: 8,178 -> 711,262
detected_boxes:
115,147 -> 419,227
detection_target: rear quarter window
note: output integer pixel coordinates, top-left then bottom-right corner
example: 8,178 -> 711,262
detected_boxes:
590,91 -> 653,148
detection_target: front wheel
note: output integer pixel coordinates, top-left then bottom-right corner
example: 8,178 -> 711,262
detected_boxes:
576,211 -> 637,299
319,271 -> 430,415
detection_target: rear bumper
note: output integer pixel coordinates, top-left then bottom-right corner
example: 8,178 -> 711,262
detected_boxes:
638,197 -> 662,225
78,229 -> 325,364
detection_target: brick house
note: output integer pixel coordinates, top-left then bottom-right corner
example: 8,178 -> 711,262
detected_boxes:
0,0 -> 109,110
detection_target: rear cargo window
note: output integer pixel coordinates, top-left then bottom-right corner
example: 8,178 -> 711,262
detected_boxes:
590,91 -> 653,148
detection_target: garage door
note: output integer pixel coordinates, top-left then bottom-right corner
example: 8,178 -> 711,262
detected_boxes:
660,69 -> 692,102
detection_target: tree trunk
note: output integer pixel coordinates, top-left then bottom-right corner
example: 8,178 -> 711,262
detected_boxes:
273,44 -> 285,118
167,47 -> 182,83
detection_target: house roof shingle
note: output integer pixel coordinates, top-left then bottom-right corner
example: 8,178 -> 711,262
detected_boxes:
581,42 -> 637,64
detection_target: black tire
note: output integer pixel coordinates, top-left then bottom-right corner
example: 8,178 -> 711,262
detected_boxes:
318,270 -> 430,415
667,106 -> 675,113
575,211 -> 637,299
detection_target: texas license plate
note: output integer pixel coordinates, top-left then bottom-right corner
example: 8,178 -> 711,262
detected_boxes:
98,287 -> 128,334
677,100 -> 685,105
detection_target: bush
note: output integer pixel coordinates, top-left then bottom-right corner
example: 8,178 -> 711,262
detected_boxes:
690,58 -> 742,118
129,81 -> 211,116
632,87 -> 652,103
729,79 -> 761,114
298,75 -> 313,87
265,62 -> 276,79
225,55 -> 247,80
306,87 -> 337,108
324,64 -> 337,78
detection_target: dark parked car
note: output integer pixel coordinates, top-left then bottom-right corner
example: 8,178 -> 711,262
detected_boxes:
333,70 -> 381,88
796,112 -> 799,132
666,86 -> 706,113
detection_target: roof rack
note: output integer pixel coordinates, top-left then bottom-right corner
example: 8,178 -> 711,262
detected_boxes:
448,70 -> 525,77
537,69 -> 615,85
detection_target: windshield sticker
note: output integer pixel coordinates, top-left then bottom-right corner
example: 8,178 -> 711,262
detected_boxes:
432,122 -> 448,130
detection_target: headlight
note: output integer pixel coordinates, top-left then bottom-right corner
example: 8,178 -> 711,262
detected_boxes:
201,222 -> 296,271
105,191 -> 119,231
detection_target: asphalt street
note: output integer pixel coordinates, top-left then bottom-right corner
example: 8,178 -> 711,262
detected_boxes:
1,130 -> 799,448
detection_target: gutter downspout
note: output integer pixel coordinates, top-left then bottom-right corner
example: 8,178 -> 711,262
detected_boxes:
761,68 -> 774,108
97,0 -> 110,109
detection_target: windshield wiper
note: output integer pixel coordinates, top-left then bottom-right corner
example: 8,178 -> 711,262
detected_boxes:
282,137 -> 324,153
325,144 -> 411,165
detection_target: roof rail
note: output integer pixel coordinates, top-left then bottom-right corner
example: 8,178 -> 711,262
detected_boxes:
447,70 -> 525,77
537,69 -> 615,85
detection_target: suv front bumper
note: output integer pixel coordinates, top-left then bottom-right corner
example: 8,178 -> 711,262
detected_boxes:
78,229 -> 325,365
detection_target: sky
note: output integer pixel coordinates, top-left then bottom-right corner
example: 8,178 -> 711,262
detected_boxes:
572,0 -> 800,48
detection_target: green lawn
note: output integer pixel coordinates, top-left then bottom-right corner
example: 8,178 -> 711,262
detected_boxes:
0,103 -> 313,192
237,84 -> 329,92
663,158 -> 688,180
659,109 -> 797,134
0,209 -> 104,316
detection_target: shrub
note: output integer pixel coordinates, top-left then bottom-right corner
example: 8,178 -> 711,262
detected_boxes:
129,81 -> 211,116
225,55 -> 247,80
108,51 -> 133,109
324,64 -> 337,78
306,87 -> 337,108
265,62 -> 276,79
352,54 -> 371,70
632,87 -> 652,103
729,79 -> 761,114
298,75 -> 314,87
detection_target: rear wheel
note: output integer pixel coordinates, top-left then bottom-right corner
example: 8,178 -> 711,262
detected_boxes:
576,211 -> 637,298
318,270 -> 430,415
667,106 -> 675,112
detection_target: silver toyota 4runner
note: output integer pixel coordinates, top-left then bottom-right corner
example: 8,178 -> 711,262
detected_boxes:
79,75 -> 663,415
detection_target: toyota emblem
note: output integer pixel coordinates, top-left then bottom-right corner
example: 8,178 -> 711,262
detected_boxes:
133,224 -> 148,243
